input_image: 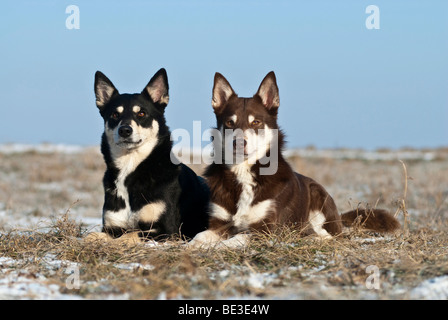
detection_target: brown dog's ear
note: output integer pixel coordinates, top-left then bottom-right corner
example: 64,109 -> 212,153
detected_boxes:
142,68 -> 169,107
94,71 -> 119,110
212,73 -> 236,112
255,71 -> 280,110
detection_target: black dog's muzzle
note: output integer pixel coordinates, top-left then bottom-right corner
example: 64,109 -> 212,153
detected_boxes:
118,125 -> 133,138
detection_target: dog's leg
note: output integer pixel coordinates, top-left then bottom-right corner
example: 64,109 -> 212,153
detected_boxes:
308,211 -> 332,240
308,182 -> 342,236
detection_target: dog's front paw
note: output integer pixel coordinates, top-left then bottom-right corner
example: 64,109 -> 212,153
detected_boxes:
84,231 -> 113,243
188,230 -> 222,249
115,231 -> 142,245
84,231 -> 143,246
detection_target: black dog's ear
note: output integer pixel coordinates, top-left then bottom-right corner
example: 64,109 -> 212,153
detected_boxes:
142,68 -> 169,108
255,71 -> 279,110
94,71 -> 119,110
212,72 -> 236,112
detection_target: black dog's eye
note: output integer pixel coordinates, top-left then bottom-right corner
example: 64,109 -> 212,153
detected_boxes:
111,112 -> 120,120
137,111 -> 146,118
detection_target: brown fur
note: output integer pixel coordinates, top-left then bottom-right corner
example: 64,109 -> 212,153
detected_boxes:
341,209 -> 400,233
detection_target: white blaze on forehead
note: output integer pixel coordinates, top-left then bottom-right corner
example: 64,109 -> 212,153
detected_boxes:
132,105 -> 141,113
116,106 -> 124,113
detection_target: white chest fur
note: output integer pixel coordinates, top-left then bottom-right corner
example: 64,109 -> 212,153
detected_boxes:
230,162 -> 273,231
103,126 -> 162,230
191,162 -> 274,248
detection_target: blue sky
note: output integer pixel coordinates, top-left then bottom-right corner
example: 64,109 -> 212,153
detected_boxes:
0,0 -> 447,149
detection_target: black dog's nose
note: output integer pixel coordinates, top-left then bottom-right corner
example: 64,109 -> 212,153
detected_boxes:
118,125 -> 133,138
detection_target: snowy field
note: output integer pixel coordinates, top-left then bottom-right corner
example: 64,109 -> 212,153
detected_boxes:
0,144 -> 447,300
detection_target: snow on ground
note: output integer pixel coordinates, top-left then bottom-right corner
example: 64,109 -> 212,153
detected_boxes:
1,142 -> 442,160
0,143 -> 87,155
0,202 -> 102,235
284,148 -> 439,162
409,276 -> 448,300
0,256 -> 81,300
2,250 -> 446,300
0,254 -> 153,300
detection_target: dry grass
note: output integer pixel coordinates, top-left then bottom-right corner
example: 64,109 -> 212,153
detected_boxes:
0,146 -> 447,299
1,213 -> 447,299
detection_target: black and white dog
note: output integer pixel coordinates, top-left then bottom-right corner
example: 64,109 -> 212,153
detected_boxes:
92,68 -> 209,242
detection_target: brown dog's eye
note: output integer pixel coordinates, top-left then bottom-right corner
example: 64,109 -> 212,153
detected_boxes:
111,112 -> 119,120
225,120 -> 234,127
251,120 -> 262,126
137,111 -> 146,118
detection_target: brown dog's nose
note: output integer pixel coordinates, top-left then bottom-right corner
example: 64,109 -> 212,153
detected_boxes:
233,138 -> 247,149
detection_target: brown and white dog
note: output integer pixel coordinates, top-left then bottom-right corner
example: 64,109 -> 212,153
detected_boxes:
190,71 -> 400,248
